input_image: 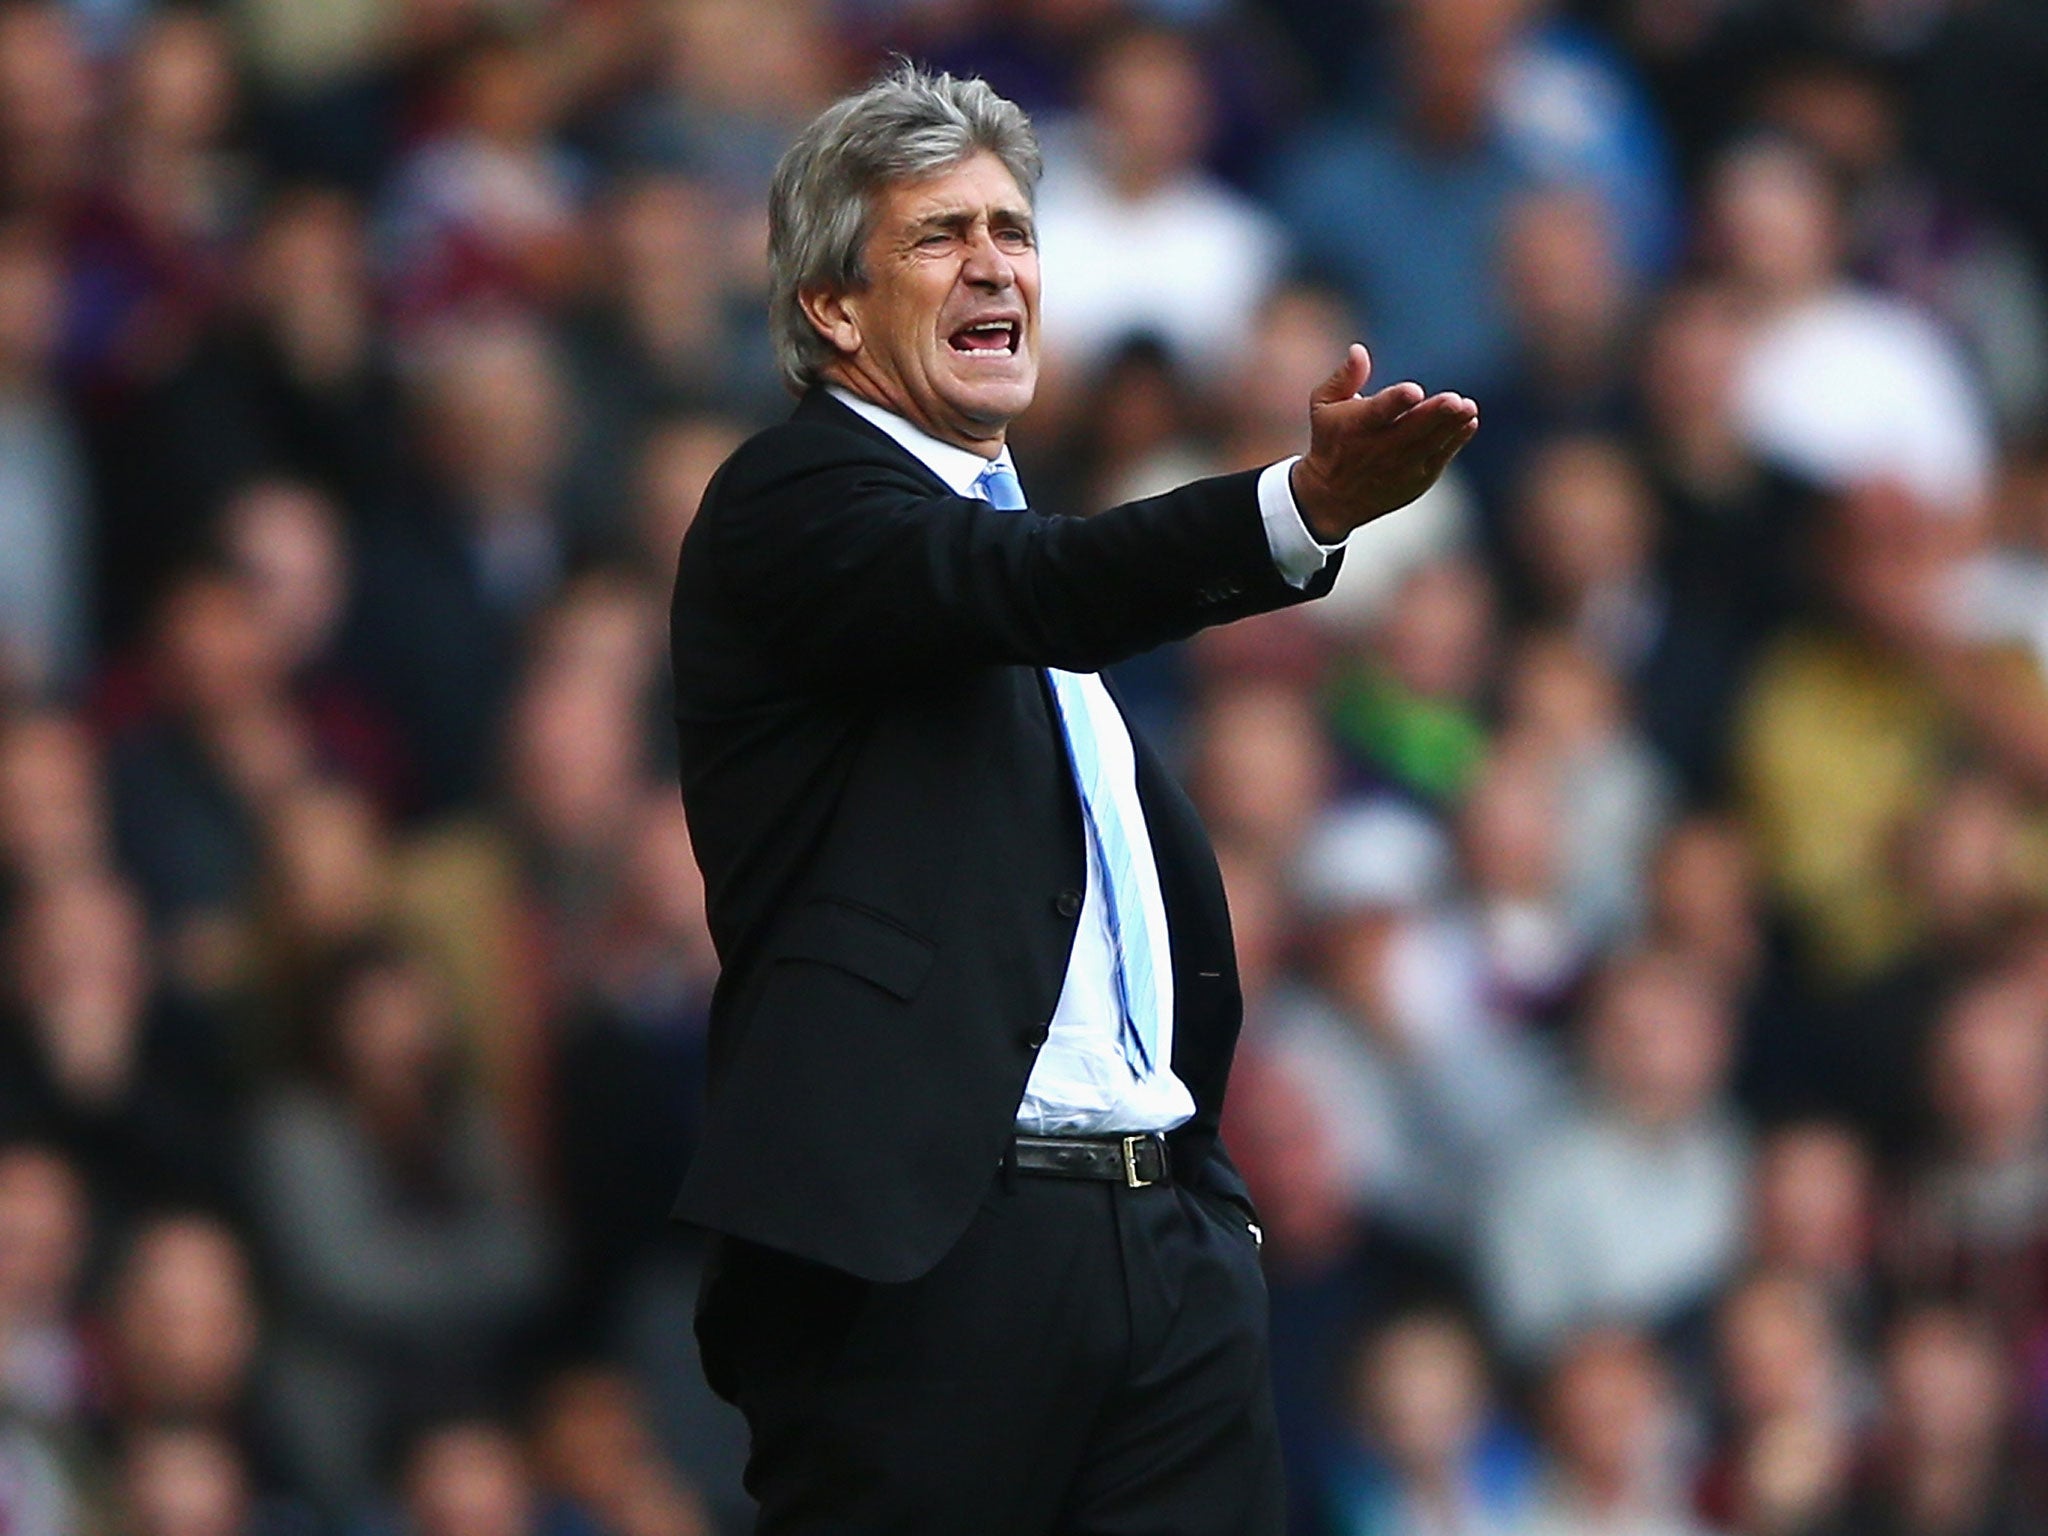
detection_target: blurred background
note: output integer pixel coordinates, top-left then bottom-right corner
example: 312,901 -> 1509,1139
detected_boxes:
4,0 -> 2048,1532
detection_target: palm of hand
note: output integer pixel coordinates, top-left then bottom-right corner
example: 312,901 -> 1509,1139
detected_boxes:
1291,345 -> 1480,543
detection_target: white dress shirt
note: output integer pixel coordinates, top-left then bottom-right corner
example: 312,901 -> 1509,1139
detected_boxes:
828,387 -> 1338,1133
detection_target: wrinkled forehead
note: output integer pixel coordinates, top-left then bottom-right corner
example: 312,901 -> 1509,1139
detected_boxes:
868,150 -> 1034,229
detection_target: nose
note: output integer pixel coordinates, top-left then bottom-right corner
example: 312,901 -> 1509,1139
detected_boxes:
960,225 -> 1015,291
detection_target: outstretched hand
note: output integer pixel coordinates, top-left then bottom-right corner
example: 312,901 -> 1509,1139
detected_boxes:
1288,345 -> 1479,544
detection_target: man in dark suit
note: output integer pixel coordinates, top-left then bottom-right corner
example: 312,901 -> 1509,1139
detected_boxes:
669,64 -> 1478,1536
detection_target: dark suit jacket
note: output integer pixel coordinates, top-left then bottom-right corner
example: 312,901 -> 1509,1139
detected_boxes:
669,390 -> 1337,1283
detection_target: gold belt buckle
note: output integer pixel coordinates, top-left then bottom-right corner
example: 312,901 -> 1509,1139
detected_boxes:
1121,1134 -> 1156,1188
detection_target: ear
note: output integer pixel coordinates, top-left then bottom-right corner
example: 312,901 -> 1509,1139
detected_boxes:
799,286 -> 862,360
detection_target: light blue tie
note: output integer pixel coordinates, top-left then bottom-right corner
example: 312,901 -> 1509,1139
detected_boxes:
974,462 -> 1161,1071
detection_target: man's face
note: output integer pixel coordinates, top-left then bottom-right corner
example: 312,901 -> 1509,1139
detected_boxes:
805,151 -> 1040,454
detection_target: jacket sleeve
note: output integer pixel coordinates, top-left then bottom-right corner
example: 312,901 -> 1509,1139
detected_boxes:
700,425 -> 1337,683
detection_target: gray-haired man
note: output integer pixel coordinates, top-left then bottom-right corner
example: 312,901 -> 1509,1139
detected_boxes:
669,64 -> 1476,1533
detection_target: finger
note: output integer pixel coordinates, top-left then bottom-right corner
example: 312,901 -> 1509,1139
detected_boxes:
1417,414 -> 1479,471
1350,380 -> 1427,427
1420,398 -> 1480,444
1310,343 -> 1373,409
1388,391 -> 1477,428
1373,393 -> 1471,453
1423,417 -> 1481,476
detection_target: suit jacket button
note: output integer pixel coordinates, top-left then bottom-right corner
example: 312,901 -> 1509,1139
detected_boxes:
1054,889 -> 1081,918
1024,1023 -> 1050,1048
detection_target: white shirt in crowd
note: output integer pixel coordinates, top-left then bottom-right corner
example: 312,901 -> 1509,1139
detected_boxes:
1034,163 -> 1285,382
1736,285 -> 1993,516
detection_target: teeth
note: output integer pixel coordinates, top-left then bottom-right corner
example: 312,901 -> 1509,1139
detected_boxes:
951,320 -> 1018,353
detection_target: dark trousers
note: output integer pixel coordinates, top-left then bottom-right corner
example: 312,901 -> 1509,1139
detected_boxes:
696,1168 -> 1285,1535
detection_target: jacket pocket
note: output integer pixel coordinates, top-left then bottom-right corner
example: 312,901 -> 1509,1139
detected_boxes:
774,897 -> 936,1002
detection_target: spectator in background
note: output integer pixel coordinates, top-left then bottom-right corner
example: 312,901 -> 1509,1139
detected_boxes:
896,0 -> 1128,122
1400,737 -> 1596,1040
1184,658 -> 1334,872
400,1419 -> 552,1536
1747,1123 -> 1881,1350
344,315 -> 575,811
1739,482 -> 2048,988
0,221 -> 92,699
248,940 -> 556,1515
1834,1306 -> 2037,1536
0,0 -> 96,219
1324,556 -> 1497,809
0,1144 -> 93,1536
1465,186 -> 1636,507
1814,776 -> 2035,1148
1511,435 -> 1721,779
1887,968 -> 2048,1342
244,778 -> 396,1071
0,1143 -> 91,1424
1217,283 -> 1355,474
1697,1270 -> 1858,1536
1518,1328 -> 1708,1536
1225,1051 -> 1437,1532
1648,817 -> 1777,1037
1479,950 -> 1749,1362
1271,0 -> 1530,401
1645,812 -> 1825,1120
1708,135 -> 1993,517
1320,1306 -> 1538,1536
1274,793 -> 1559,1251
1491,0 -> 1679,278
217,479 -> 409,811
551,790 -> 717,1344
1055,334 -> 1219,516
82,6 -> 244,369
529,1366 -> 712,1536
116,1422 -> 264,1536
379,28 -> 584,331
105,566 -> 320,997
614,0 -> 838,206
557,173 -> 777,541
396,576 -> 664,1169
0,708 -> 113,898
141,187 -> 405,587
1034,24 -> 1284,383
1753,49 -> 2048,440
0,871 -> 230,1217
1501,633 -> 1673,953
1637,282 -> 1819,798
98,1215 -> 264,1448
229,0 -> 409,193
626,415 -> 744,588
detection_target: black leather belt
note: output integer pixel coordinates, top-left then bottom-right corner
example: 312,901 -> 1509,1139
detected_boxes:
1012,1132 -> 1171,1188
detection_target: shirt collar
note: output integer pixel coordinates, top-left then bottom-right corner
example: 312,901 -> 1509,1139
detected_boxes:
827,386 -> 1016,497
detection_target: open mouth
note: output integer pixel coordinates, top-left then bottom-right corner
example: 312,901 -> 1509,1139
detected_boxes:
948,319 -> 1020,355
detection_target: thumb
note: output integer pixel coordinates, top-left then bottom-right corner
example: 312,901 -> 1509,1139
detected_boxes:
1310,343 -> 1372,409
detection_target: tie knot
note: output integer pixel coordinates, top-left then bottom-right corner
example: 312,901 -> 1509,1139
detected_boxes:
976,463 -> 1028,512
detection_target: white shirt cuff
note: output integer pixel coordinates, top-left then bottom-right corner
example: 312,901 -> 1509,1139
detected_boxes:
1258,456 -> 1345,589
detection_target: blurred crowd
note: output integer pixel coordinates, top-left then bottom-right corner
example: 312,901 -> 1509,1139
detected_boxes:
5,0 -> 2048,1532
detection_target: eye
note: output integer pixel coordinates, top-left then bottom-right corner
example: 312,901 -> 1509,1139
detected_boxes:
916,231 -> 954,250
995,225 -> 1034,250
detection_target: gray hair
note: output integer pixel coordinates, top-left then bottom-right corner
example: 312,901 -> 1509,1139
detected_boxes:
767,62 -> 1041,394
